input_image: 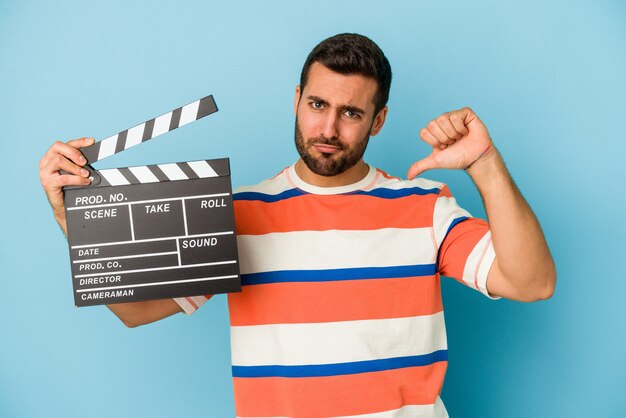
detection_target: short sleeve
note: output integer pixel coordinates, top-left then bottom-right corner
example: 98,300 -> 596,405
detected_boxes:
173,295 -> 212,315
434,185 -> 499,299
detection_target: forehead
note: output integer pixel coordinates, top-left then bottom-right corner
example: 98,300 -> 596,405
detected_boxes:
302,62 -> 378,112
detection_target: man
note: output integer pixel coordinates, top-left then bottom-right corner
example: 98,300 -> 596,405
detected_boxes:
39,33 -> 555,417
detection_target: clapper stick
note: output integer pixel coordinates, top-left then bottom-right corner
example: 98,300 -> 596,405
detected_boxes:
80,94 -> 217,166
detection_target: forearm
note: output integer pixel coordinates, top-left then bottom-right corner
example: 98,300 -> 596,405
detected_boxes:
467,147 -> 556,301
53,206 -> 68,235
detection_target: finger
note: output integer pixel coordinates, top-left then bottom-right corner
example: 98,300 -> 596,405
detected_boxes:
419,128 -> 440,148
41,172 -> 91,216
39,142 -> 62,170
407,154 -> 439,180
449,112 -> 469,136
40,153 -> 91,178
435,115 -> 463,141
40,140 -> 84,170
40,168 -> 91,213
420,128 -> 448,150
42,171 -> 92,190
39,137 -> 94,169
67,136 -> 95,149
459,106 -> 476,124
425,120 -> 455,145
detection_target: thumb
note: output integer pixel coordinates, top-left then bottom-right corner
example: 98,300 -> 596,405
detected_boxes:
407,154 -> 439,180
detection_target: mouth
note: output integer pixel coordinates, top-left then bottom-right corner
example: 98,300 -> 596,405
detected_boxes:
312,143 -> 342,154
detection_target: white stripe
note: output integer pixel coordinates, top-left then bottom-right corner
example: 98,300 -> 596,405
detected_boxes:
234,166 -> 444,198
337,397 -> 449,418
178,100 -> 200,127
174,295 -> 210,315
158,163 -> 188,180
173,297 -> 196,315
187,160 -> 218,178
231,312 -> 446,366
375,175 -> 445,192
182,197 -> 189,235
67,193 -> 229,211
72,251 -> 177,263
288,164 -> 377,195
188,295 -> 210,308
461,232 -> 486,291
234,399 -> 448,418
237,228 -> 436,275
433,196 -> 471,247
97,134 -> 118,160
128,165 -> 159,183
77,274 -> 237,293
478,242 -> 496,296
128,202 -> 135,240
235,168 -> 291,195
462,231 -> 499,299
234,400 -> 448,418
125,124 -> 145,148
74,259 -> 237,278
152,112 -> 172,137
70,230 -> 234,249
100,168 -> 130,186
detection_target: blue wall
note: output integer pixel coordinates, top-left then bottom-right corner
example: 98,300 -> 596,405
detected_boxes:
1,1 -> 624,416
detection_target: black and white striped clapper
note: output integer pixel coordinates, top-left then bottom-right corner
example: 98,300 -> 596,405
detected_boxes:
63,95 -> 241,307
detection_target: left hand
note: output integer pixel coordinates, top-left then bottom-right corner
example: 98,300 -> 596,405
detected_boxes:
407,107 -> 493,180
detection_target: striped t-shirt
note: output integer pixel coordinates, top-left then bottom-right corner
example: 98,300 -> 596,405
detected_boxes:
175,163 -> 497,417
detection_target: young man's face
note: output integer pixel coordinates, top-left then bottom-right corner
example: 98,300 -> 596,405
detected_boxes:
294,62 -> 387,183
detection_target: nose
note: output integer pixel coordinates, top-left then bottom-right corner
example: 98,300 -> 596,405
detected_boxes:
320,111 -> 339,139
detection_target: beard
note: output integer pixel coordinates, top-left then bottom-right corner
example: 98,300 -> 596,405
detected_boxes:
294,118 -> 371,177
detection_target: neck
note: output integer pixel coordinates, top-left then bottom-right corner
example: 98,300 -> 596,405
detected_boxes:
294,159 -> 369,187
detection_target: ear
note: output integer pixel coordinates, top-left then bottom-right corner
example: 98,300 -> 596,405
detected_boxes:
294,85 -> 301,115
370,106 -> 388,136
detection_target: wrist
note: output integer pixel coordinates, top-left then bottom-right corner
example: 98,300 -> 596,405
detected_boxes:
465,145 -> 508,191
53,210 -> 68,234
464,138 -> 495,171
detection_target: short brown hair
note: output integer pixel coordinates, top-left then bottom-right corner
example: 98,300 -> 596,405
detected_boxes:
299,33 -> 392,114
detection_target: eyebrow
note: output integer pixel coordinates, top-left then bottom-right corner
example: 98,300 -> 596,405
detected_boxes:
307,95 -> 366,116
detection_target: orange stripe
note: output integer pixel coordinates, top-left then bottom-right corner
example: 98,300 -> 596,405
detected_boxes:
439,185 -> 453,198
233,361 -> 447,417
438,218 -> 489,281
377,169 -> 401,181
228,276 -> 442,326
234,193 -> 438,235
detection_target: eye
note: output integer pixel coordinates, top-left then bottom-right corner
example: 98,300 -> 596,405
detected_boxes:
344,110 -> 360,119
311,101 -> 324,110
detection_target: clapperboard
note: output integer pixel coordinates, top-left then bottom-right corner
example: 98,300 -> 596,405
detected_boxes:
63,95 -> 240,307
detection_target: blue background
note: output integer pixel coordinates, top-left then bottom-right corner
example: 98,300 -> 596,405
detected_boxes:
1,1 -> 624,416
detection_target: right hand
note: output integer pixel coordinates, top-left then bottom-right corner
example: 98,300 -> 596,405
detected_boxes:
39,137 -> 95,232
